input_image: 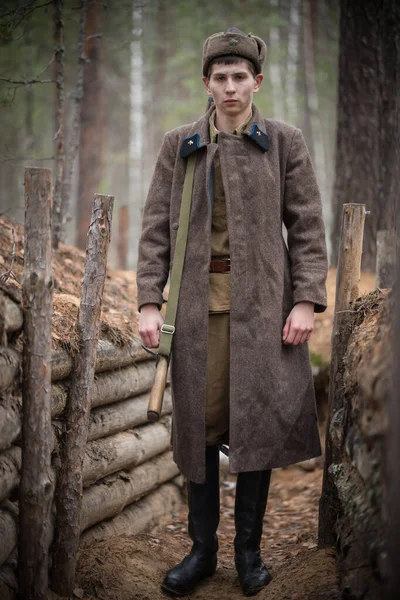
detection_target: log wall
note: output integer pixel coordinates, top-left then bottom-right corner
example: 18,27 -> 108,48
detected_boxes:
0,293 -> 182,598
329,290 -> 390,599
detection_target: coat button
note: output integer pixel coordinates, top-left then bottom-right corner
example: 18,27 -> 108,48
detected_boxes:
171,222 -> 179,230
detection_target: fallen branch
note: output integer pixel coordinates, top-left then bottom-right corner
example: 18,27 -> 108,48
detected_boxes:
0,77 -> 54,85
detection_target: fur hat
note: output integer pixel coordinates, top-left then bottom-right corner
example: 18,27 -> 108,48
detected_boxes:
202,28 -> 267,77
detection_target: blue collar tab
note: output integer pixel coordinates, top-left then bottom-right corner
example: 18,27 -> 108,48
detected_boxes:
247,124 -> 269,152
180,133 -> 201,158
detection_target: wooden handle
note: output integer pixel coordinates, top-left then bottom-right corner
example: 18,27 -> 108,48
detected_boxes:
147,356 -> 169,422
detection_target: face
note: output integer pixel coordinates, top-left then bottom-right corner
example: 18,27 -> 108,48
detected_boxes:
202,61 -> 263,118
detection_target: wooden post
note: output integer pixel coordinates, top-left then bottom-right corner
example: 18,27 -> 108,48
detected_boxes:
318,203 -> 366,548
18,168 -> 54,600
386,234 -> 400,598
51,194 -> 113,594
117,204 -> 129,269
376,229 -> 396,289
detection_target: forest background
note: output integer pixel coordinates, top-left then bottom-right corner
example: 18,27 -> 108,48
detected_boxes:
0,0 -> 339,269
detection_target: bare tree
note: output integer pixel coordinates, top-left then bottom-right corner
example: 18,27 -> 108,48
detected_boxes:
76,0 -> 104,249
52,0 -> 65,249
330,0 -> 388,270
286,0 -> 301,125
59,0 -> 87,244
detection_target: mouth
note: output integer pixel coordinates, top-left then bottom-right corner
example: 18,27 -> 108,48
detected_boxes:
224,99 -> 238,104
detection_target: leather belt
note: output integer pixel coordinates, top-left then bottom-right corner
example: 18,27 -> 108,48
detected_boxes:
209,258 -> 230,273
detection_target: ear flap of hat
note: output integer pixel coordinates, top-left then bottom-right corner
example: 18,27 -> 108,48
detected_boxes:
250,33 -> 267,67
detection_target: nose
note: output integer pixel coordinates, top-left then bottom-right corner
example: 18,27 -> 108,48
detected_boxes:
225,77 -> 236,93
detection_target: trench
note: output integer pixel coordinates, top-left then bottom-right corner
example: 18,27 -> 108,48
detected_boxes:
73,376 -> 342,600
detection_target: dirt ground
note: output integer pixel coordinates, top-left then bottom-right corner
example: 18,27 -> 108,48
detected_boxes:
74,465 -> 340,600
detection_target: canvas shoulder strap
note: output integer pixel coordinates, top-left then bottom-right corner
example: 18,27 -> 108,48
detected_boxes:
157,153 -> 196,359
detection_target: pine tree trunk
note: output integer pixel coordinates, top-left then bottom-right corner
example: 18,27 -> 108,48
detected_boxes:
76,1 -> 105,249
52,0 -> 65,249
128,5 -> 144,269
330,0 -> 381,269
269,0 -> 285,121
302,0 -> 329,250
286,0 -> 301,125
60,0 -> 87,244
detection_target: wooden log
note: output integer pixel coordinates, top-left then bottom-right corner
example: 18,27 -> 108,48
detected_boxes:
0,396 -> 21,452
0,364 -> 162,452
0,293 -> 6,347
19,167 -> 54,599
0,564 -> 17,600
87,387 -> 172,441
0,502 -> 18,567
387,221 -> 400,598
51,381 -> 69,417
80,449 -> 179,531
51,360 -> 156,417
319,203 -> 366,548
0,291 -> 23,335
0,347 -> 20,393
0,413 -> 172,505
376,229 -> 396,289
80,482 -> 182,546
52,194 -> 114,594
82,415 -> 172,487
0,446 -> 21,503
50,336 -> 149,381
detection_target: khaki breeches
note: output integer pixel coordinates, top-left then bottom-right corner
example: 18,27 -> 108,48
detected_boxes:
205,313 -> 230,445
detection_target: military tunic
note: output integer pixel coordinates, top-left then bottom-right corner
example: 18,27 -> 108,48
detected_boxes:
206,109 -> 252,445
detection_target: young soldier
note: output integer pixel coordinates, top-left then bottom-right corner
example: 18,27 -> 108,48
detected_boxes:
137,28 -> 328,596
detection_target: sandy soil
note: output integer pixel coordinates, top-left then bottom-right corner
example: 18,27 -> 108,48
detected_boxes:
74,465 -> 341,600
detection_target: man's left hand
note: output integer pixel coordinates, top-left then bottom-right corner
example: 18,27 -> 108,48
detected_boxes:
282,301 -> 314,346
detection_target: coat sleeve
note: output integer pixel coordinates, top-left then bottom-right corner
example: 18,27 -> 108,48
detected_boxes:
282,128 -> 328,313
136,132 -> 176,311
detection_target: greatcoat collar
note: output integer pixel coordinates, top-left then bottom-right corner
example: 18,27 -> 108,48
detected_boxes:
180,103 -> 270,158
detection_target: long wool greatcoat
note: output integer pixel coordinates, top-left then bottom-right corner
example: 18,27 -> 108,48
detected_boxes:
137,104 -> 328,483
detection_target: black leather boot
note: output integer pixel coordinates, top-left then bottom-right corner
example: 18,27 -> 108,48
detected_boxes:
234,469 -> 272,596
161,446 -> 220,596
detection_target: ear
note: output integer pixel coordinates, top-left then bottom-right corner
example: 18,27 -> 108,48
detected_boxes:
253,73 -> 263,93
202,76 -> 212,95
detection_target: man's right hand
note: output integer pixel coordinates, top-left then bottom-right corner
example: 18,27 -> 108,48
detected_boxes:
139,304 -> 164,349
